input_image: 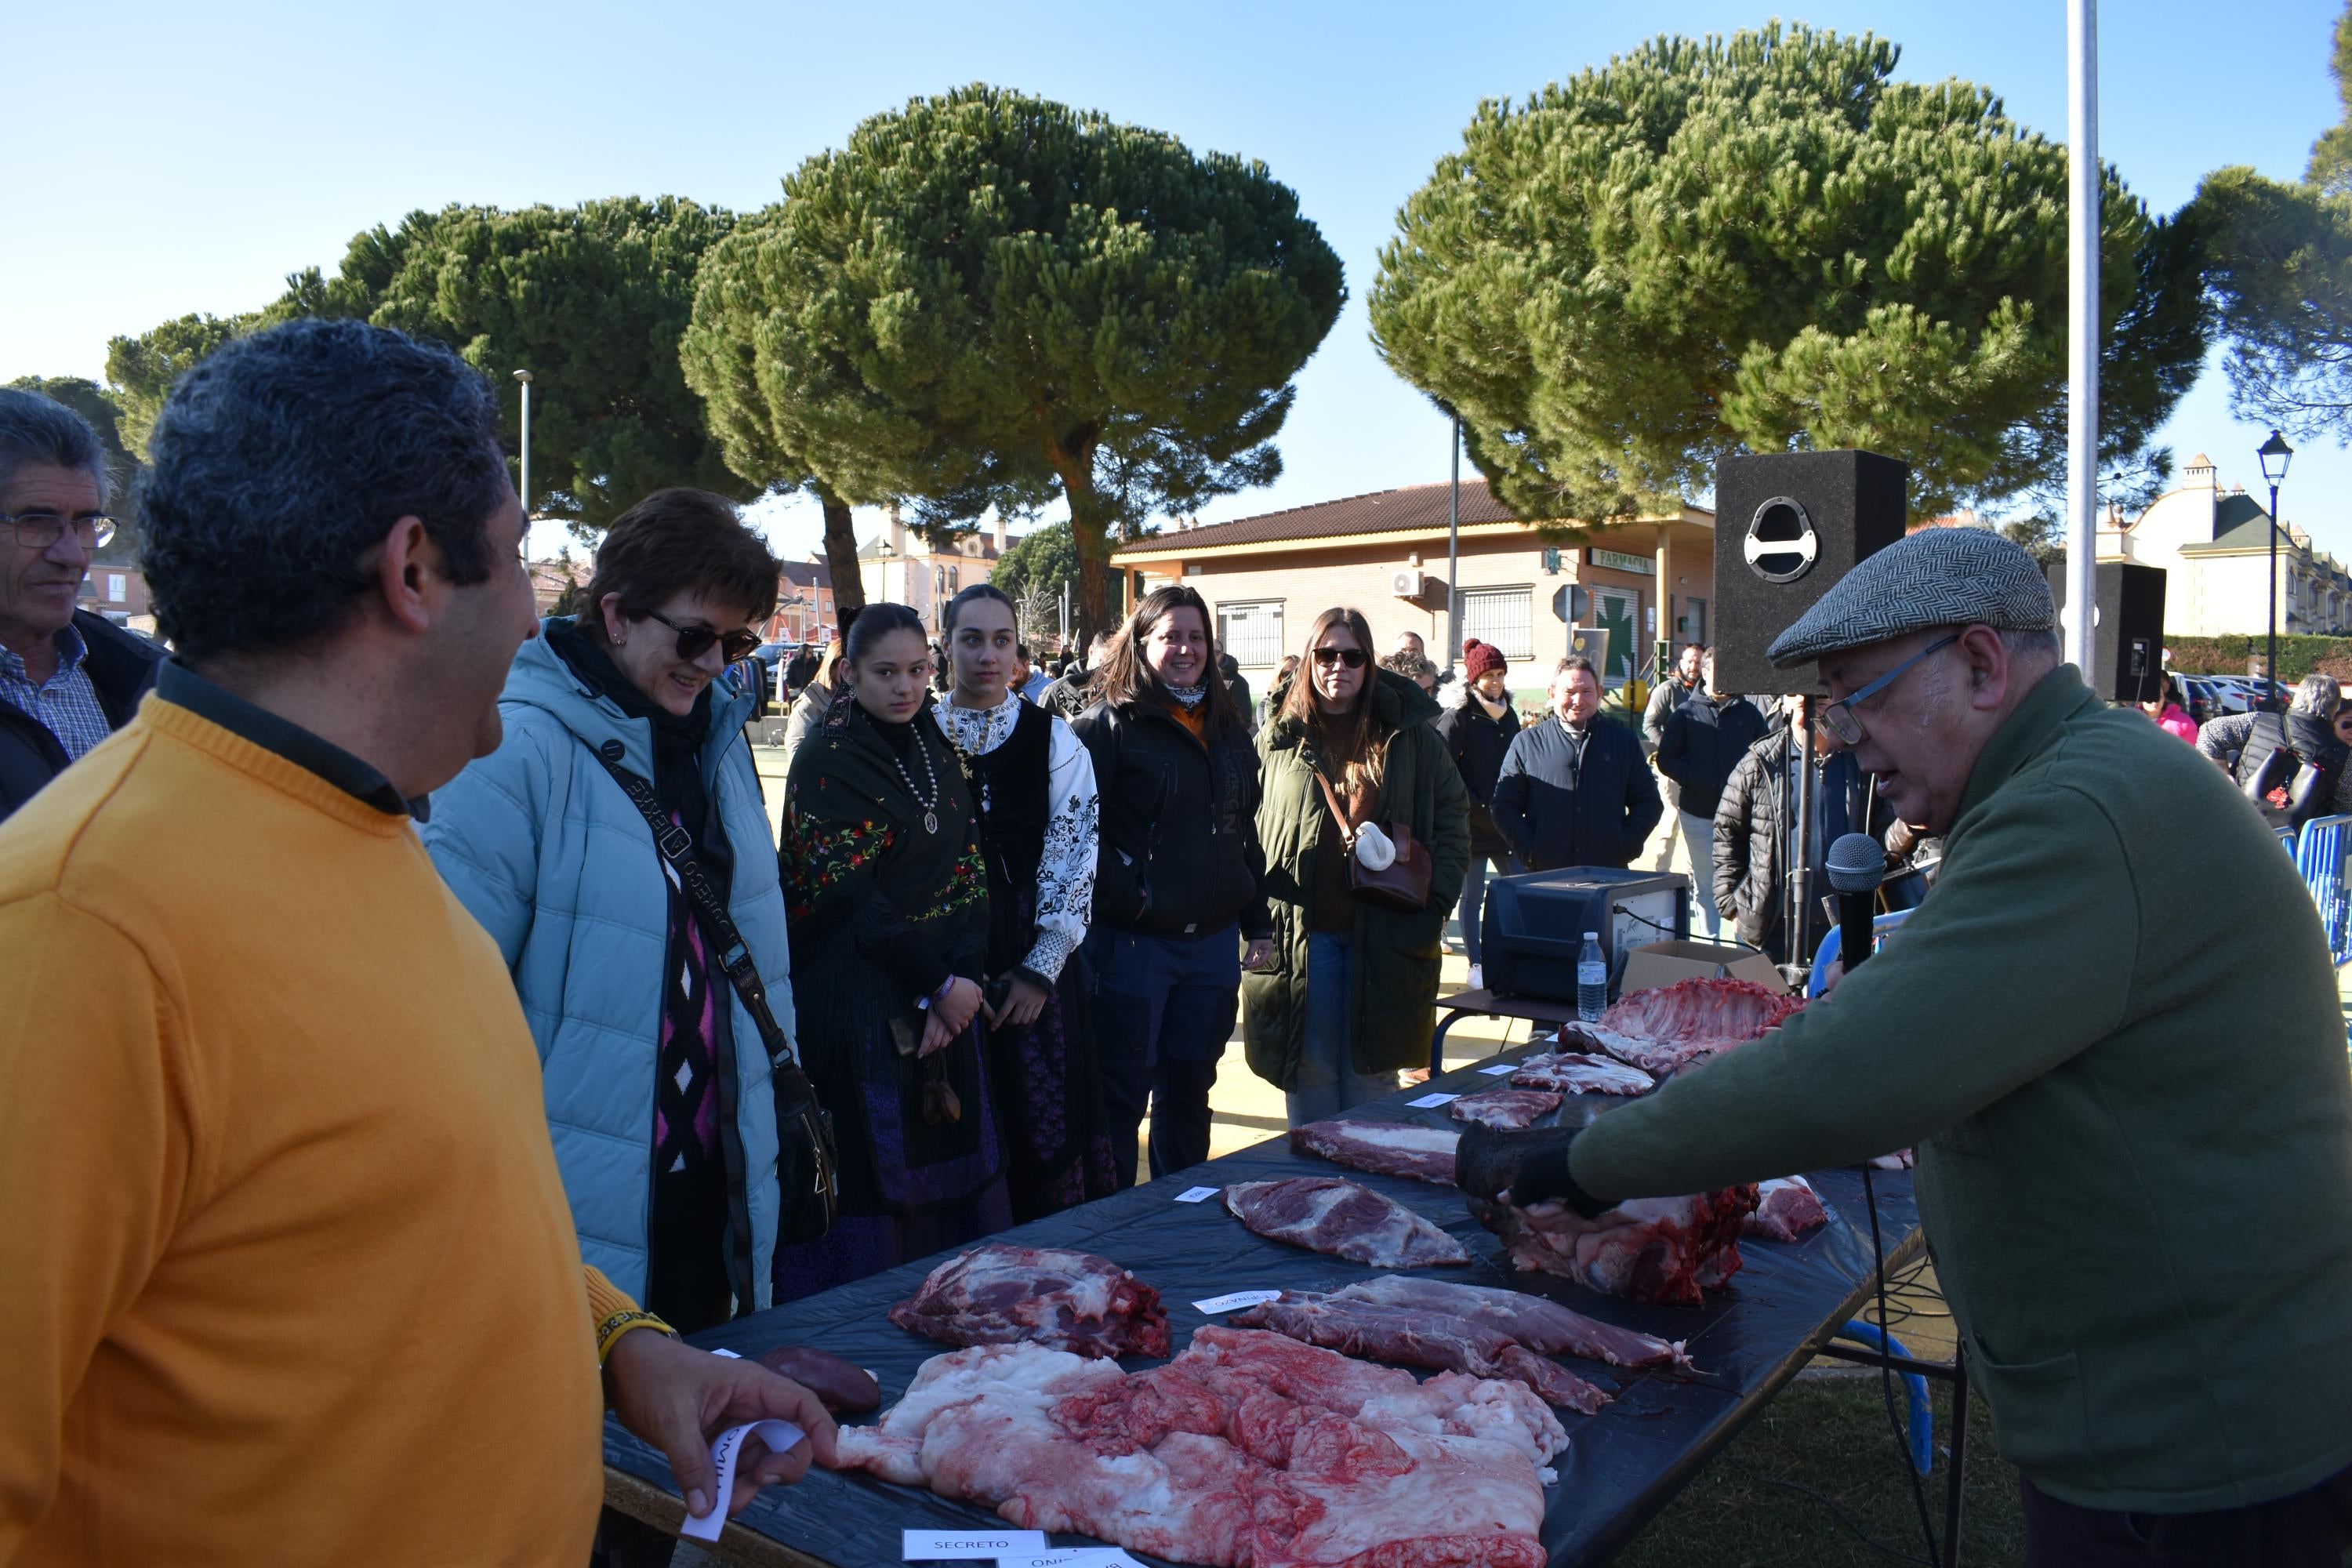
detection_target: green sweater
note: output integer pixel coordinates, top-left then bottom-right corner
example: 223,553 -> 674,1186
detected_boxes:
1574,666 -> 2352,1512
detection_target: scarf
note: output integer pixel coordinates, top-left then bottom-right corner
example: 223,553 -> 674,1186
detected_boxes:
1163,680 -> 1211,710
1471,687 -> 1510,722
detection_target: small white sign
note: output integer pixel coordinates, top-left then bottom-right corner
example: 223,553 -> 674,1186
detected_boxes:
1004,1552 -> 1147,1568
682,1418 -> 808,1541
1174,1185 -> 1221,1203
905,1531 -> 1051,1560
1479,1062 -> 1519,1076
1192,1288 -> 1283,1314
1406,1092 -> 1460,1108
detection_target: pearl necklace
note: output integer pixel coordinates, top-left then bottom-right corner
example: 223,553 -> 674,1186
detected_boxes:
894,730 -> 943,835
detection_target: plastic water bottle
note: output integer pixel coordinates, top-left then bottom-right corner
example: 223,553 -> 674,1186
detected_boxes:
1577,932 -> 1607,1022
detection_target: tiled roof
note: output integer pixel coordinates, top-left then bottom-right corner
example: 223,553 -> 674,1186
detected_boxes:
1114,480 -> 1521,554
779,559 -> 831,589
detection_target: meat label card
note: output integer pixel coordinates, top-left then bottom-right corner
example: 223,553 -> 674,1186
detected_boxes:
1004,1552 -> 1148,1568
1173,1185 -> 1221,1203
1406,1092 -> 1460,1107
903,1530 -> 1050,1560
1479,1062 -> 1519,1075
1191,1288 -> 1283,1314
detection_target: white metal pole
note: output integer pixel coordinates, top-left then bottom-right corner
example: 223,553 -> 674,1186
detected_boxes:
2064,0 -> 2099,674
514,368 -> 533,521
1446,416 -> 1462,675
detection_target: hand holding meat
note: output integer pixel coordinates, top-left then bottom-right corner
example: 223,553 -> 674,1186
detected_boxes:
1454,1105 -> 1607,1214
603,1330 -> 840,1522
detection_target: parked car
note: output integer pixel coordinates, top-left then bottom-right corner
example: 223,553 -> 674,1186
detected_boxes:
2176,677 -> 2237,726
749,642 -> 799,717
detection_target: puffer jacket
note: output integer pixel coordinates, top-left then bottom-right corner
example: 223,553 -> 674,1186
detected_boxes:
421,622 -> 786,1308
1712,718 -> 1791,950
1244,671 -> 1471,1085
1430,677 -> 1520,858
1073,688 -> 1272,940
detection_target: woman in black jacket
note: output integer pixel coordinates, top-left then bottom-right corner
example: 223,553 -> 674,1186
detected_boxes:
1071,586 -> 1272,1185
1430,638 -> 1519,987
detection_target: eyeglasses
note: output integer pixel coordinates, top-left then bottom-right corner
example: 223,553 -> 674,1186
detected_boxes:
0,512 -> 116,551
644,609 -> 761,665
1312,647 -> 1368,670
1813,633 -> 1961,749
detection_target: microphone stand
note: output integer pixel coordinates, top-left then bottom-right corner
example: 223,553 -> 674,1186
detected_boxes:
1783,695 -> 1815,987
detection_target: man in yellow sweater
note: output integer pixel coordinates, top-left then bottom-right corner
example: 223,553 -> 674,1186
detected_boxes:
0,319 -> 836,1564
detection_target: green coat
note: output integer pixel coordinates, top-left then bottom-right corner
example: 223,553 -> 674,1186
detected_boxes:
1243,671 -> 1471,1087
1575,666 -> 2352,1512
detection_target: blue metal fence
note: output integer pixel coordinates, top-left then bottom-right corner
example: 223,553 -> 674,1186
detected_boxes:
2296,814 -> 2352,966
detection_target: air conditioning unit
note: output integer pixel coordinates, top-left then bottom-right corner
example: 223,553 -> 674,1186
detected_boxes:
1391,568 -> 1426,600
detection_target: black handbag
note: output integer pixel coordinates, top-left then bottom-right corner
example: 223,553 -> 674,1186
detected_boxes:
583,739 -> 840,1243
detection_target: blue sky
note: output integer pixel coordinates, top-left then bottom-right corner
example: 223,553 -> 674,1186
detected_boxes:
6,1 -> 2344,561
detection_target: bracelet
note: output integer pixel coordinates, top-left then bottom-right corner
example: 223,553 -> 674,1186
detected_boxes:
595,1308 -> 678,1366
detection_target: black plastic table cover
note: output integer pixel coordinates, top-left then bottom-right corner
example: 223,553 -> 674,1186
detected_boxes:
604,1044 -> 1923,1568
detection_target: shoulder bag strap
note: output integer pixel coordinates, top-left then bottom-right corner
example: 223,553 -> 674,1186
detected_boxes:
579,739 -> 793,1065
1311,764 -> 1355,849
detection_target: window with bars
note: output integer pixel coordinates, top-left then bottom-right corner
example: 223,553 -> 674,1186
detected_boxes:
1461,586 -> 1533,661
1217,601 -> 1285,667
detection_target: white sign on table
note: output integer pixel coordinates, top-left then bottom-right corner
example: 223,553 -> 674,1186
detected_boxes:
1478,1062 -> 1519,1076
904,1530 -> 1051,1560
1191,1288 -> 1283,1315
1406,1091 -> 1459,1108
1173,1185 -> 1221,1203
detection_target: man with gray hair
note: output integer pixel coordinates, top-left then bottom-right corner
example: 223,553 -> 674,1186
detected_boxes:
1461,527 -> 2352,1563
0,388 -> 162,820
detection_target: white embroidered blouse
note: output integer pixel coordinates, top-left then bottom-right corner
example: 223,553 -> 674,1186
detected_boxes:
931,691 -> 1099,984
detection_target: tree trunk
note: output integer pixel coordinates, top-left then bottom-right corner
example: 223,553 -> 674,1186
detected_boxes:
1049,432 -> 1113,641
818,488 -> 864,618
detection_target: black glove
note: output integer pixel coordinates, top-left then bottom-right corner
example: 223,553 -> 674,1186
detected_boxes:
1455,1103 -> 1613,1220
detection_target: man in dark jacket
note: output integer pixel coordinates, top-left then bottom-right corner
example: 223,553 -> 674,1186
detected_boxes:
1431,637 -> 1521,985
1490,655 -> 1662,873
1041,629 -> 1117,720
1656,650 -> 1765,937
0,390 -> 163,822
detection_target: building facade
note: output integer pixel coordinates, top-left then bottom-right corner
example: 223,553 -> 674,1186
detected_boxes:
763,559 -> 836,644
2116,454 -> 2352,637
1111,481 -> 1717,696
857,507 -> 1020,633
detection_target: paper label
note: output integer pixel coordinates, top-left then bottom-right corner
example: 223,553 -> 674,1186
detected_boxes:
905,1530 -> 1051,1560
1406,1091 -> 1460,1107
1479,1062 -> 1519,1076
681,1418 -> 808,1541
1192,1288 -> 1283,1314
1004,1552 -> 1146,1568
1174,1185 -> 1221,1203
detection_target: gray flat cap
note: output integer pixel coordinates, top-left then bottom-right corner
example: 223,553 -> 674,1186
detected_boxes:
1766,526 -> 2056,667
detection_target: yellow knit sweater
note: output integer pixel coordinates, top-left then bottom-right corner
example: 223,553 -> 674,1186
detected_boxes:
0,698 -> 632,1563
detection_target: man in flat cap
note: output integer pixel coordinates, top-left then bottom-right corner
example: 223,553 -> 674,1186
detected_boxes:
1461,527 -> 2352,1565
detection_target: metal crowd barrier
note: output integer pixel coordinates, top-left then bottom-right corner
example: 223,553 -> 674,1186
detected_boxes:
2295,814 -> 2352,965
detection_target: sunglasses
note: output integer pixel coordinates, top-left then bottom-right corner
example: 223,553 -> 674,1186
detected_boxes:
1312,647 -> 1368,670
644,609 -> 761,665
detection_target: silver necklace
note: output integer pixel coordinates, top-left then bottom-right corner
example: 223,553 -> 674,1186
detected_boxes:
895,731 -> 942,834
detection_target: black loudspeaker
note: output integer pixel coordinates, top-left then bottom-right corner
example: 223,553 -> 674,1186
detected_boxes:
1711,450 -> 1910,696
2046,562 -> 2168,703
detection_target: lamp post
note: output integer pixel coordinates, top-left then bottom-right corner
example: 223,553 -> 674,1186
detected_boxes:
513,369 -> 533,521
1446,415 -> 1461,677
2259,430 -> 2294,710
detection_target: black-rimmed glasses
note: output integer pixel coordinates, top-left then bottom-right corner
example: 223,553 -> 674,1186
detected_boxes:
0,512 -> 116,551
644,609 -> 761,665
1813,633 -> 1961,749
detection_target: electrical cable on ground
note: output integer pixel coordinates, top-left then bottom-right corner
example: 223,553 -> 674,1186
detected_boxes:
1864,1163 -> 1943,1566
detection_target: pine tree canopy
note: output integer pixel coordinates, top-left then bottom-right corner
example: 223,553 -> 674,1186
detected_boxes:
683,83 -> 1346,629
1370,22 -> 2207,523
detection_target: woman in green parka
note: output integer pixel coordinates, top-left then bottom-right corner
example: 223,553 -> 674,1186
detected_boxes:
1244,606 -> 1471,1124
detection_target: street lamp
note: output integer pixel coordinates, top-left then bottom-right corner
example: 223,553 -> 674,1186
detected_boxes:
513,369 -> 534,522
2259,429 -> 2294,710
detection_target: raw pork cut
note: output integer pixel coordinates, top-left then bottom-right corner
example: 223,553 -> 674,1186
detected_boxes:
1743,1177 -> 1828,1243
1225,1178 -> 1469,1268
1473,1188 -> 1760,1306
1290,1120 -> 1459,1185
1508,1052 -> 1655,1097
888,1244 -> 1171,1358
1871,1148 -> 1915,1171
1233,1292 -> 1613,1414
1559,978 -> 1802,1076
829,1328 -> 1561,1568
1336,1276 -> 1692,1370
1447,1087 -> 1563,1131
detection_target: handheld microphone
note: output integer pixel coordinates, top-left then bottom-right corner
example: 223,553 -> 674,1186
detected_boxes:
1825,832 -> 1886,978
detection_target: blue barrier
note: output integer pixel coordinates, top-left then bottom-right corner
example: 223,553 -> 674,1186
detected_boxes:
2295,815 -> 2352,965
1806,909 -> 1916,999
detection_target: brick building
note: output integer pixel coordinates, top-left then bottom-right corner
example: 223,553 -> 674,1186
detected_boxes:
76,564 -> 151,620
764,559 -> 837,644
1112,481 -> 1716,695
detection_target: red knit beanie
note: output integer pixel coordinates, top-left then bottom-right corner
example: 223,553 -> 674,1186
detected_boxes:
1462,639 -> 1507,683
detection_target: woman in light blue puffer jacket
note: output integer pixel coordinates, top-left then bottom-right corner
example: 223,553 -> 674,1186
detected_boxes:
423,490 -> 789,1337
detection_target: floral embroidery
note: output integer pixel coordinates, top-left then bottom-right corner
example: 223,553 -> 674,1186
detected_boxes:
783,811 -> 895,923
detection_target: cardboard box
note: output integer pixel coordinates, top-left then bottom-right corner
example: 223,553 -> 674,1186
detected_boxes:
1619,939 -> 1787,996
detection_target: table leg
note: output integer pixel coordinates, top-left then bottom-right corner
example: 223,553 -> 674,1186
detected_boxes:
1428,1009 -> 1473,1076
1942,1341 -> 1969,1568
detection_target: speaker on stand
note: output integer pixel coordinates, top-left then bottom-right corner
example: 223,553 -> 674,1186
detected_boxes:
1710,449 -> 1909,982
2046,562 -> 2169,705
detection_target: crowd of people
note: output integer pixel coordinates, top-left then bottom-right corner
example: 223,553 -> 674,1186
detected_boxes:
5,324 -> 2352,1566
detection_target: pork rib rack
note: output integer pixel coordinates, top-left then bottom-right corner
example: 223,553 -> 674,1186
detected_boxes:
1447,1088 -> 1564,1131
1560,977 -> 1802,1076
1290,1120 -> 1459,1185
887,1243 -> 1171,1358
1506,1051 -> 1654,1098
829,1327 -> 1563,1568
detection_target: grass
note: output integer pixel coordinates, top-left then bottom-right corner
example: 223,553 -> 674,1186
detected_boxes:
1615,1374 -> 2024,1568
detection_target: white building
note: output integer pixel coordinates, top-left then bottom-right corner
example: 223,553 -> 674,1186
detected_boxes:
2115,454 -> 2352,637
856,506 -> 1019,633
